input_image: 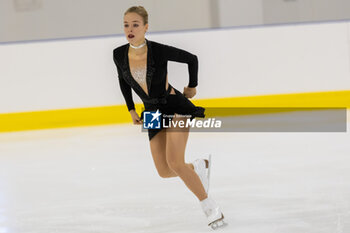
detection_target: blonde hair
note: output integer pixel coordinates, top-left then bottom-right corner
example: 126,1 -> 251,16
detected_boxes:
124,6 -> 148,25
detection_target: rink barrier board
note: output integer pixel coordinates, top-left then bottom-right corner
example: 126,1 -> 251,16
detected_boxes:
0,90 -> 349,133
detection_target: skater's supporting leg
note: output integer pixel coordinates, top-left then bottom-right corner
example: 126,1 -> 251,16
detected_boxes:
166,115 -> 208,201
150,129 -> 194,178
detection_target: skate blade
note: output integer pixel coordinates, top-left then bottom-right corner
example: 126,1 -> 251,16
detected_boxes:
209,214 -> 227,230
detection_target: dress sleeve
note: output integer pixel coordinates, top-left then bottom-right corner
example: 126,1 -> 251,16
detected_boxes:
114,55 -> 135,111
163,44 -> 199,88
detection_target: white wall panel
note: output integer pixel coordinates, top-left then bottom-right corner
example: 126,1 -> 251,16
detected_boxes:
218,0 -> 263,27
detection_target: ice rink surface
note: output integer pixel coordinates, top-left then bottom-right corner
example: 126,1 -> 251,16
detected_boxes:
0,111 -> 349,233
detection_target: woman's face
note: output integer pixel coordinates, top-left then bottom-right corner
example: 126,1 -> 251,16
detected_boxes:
124,12 -> 148,45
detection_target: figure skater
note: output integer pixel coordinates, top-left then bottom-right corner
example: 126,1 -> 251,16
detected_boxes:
112,6 -> 226,229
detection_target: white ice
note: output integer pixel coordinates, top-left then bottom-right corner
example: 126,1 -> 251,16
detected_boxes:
0,110 -> 349,233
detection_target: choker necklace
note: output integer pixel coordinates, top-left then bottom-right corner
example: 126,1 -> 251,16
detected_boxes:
130,40 -> 146,49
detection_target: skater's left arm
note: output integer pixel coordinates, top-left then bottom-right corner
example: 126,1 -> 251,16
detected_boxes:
162,44 -> 198,89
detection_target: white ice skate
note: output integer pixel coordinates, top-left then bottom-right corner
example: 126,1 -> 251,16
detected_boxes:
200,197 -> 227,230
193,154 -> 212,194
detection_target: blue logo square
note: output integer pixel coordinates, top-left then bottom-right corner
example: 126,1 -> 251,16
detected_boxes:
143,110 -> 162,129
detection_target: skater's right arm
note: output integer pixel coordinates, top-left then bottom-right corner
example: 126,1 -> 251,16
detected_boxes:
117,67 -> 142,124
116,65 -> 135,111
116,66 -> 142,124
113,51 -> 142,124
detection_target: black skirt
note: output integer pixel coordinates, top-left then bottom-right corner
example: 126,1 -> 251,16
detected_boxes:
140,85 -> 206,141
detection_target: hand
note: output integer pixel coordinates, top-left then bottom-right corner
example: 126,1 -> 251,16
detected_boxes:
183,86 -> 196,98
130,109 -> 142,125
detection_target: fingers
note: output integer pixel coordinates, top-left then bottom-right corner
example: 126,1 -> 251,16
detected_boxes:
183,87 -> 196,98
183,91 -> 195,98
132,115 -> 143,125
130,111 -> 143,125
133,118 -> 142,125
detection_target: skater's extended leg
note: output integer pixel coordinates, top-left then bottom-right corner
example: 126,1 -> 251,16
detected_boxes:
166,115 -> 208,201
150,129 -> 194,178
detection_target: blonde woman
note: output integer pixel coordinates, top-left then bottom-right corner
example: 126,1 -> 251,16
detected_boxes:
113,6 -> 226,229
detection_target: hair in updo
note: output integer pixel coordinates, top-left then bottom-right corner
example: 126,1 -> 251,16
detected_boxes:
124,6 -> 148,25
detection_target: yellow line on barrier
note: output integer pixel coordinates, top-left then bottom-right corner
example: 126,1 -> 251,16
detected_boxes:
191,90 -> 350,107
0,90 -> 349,133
